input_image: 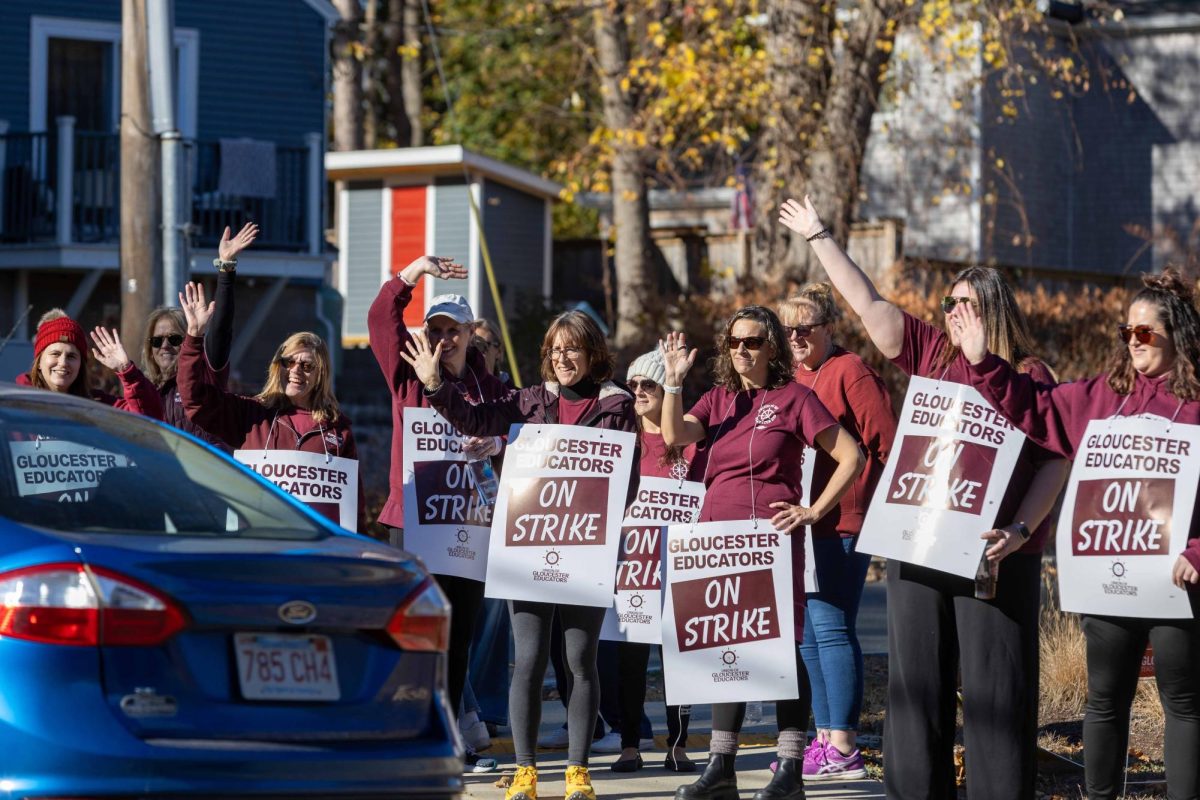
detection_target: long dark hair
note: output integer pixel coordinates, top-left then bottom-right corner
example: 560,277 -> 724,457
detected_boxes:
938,266 -> 1040,371
1107,269 -> 1200,400
712,305 -> 794,391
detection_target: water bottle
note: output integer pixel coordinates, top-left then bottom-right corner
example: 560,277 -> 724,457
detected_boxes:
744,700 -> 763,726
974,550 -> 998,600
467,457 -> 499,508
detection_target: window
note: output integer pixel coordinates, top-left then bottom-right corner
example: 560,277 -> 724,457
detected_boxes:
30,16 -> 198,137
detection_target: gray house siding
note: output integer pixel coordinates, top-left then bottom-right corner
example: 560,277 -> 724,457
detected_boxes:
343,183 -> 383,341
478,179 -> 545,324
431,178 -> 472,301
0,0 -> 325,143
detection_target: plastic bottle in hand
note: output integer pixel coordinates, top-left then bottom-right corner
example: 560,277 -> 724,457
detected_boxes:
974,549 -> 998,600
467,457 -> 499,508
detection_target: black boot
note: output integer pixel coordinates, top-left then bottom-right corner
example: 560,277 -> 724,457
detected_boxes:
751,757 -> 804,800
674,753 -> 738,800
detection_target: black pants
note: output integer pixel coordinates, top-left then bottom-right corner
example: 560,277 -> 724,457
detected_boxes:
711,647 -> 813,734
387,527 -> 484,722
1082,610 -> 1200,800
882,554 -> 1040,800
616,641 -> 691,749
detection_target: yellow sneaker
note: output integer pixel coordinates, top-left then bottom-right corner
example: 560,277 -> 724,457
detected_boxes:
564,765 -> 596,800
505,765 -> 538,800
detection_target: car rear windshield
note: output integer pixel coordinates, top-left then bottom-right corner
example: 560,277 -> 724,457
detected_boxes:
0,399 -> 327,540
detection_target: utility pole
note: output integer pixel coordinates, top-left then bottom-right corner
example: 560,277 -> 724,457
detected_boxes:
120,0 -> 161,349
147,0 -> 184,308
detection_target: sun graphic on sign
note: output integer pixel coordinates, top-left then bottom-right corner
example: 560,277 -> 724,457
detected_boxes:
544,549 -> 561,566
628,593 -> 645,609
1110,560 -> 1126,578
456,529 -> 470,544
721,648 -> 738,666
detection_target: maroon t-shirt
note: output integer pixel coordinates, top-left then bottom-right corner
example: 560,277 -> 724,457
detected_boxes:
688,382 -> 838,522
795,347 -> 896,539
558,394 -> 599,427
639,432 -> 703,481
891,311 -> 1059,554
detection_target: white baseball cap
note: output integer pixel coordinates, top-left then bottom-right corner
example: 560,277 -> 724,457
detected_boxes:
425,294 -> 475,324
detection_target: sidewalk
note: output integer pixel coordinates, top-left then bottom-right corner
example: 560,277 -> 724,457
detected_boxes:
463,699 -> 884,799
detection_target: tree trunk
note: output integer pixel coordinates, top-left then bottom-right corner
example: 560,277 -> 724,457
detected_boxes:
332,0 -> 364,151
400,0 -> 424,147
593,0 -> 651,348
119,0 -> 161,349
362,0 -> 380,149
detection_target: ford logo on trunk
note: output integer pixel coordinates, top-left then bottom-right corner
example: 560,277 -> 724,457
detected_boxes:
278,601 -> 317,625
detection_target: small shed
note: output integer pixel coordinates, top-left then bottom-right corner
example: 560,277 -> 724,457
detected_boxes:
325,146 -> 560,345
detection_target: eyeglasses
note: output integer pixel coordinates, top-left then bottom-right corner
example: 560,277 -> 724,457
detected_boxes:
548,346 -> 584,360
728,335 -> 767,351
783,323 -> 824,338
1117,324 -> 1162,345
150,334 -> 184,349
628,378 -> 660,393
940,296 -> 976,314
279,356 -> 316,374
474,337 -> 502,352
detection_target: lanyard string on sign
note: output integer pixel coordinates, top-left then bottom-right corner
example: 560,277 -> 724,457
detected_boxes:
697,388 -> 771,530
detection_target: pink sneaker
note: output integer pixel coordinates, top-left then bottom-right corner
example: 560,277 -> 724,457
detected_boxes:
803,742 -> 867,782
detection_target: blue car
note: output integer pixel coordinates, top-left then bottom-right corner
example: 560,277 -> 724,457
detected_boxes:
0,383 -> 463,798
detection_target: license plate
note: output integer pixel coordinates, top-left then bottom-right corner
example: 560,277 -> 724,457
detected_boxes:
234,633 -> 340,701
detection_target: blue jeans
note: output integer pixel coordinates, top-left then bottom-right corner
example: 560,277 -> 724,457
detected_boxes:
799,536 -> 870,731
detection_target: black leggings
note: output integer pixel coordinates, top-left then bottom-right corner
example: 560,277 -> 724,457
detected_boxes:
616,642 -> 691,749
509,600 -> 606,767
388,528 -> 484,721
710,647 -> 812,733
1082,612 -> 1200,800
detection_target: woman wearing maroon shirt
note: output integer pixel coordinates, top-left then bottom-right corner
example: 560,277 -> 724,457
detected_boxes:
778,283 -> 897,782
780,196 -> 1070,800
404,310 -> 637,800
660,306 -> 865,800
958,270 -> 1200,800
368,255 -> 510,774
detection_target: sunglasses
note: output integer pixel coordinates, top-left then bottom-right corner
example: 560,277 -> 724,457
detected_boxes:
783,323 -> 824,338
279,355 -> 316,374
150,334 -> 184,349
940,296 -> 976,314
1117,324 -> 1161,345
728,335 -> 767,351
629,378 -> 660,393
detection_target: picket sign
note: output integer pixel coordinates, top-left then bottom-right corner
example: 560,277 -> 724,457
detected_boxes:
600,476 -> 706,644
401,407 -> 493,581
857,375 -> 1026,578
1056,415 -> 1199,619
11,439 -> 130,502
234,449 -> 358,530
799,447 -> 819,593
662,519 -> 798,706
484,423 -> 637,607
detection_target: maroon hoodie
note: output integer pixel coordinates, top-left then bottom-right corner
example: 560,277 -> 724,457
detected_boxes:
892,311 -> 1061,554
426,377 -> 641,508
969,352 -> 1200,575
18,364 -> 163,419
368,276 -> 512,528
175,334 -> 364,531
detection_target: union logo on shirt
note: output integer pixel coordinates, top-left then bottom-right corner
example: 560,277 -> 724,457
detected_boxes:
754,403 -> 780,430
324,431 -> 344,449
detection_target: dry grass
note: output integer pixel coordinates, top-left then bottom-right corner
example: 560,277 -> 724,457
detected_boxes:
1038,606 -> 1089,724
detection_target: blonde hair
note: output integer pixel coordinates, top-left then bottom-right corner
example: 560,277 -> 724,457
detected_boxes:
779,282 -> 843,327
255,332 -> 341,424
141,307 -> 187,387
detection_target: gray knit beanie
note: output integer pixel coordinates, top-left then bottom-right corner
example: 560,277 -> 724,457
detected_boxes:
626,349 -> 666,386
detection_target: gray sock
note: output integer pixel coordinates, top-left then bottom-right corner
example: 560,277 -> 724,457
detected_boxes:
710,729 -> 739,755
778,730 -> 805,760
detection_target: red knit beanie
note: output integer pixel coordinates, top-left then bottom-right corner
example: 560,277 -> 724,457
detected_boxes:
34,316 -> 88,361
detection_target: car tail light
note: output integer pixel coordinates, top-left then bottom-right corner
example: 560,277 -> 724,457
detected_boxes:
386,579 -> 450,652
0,563 -> 187,646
